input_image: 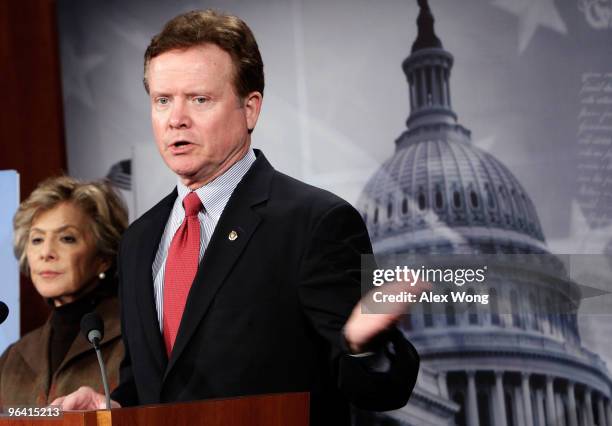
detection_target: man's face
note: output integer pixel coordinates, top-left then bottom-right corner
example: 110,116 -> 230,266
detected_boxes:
147,44 -> 262,189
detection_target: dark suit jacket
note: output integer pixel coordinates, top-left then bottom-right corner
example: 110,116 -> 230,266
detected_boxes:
0,296 -> 123,406
112,151 -> 418,425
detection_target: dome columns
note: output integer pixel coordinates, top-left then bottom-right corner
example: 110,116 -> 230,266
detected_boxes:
522,373 -> 535,426
545,375 -> 556,426
585,388 -> 595,426
598,397 -> 607,426
495,371 -> 509,426
535,388 -> 546,426
567,381 -> 579,426
403,51 -> 457,129
445,371 -> 610,426
404,0 -> 457,130
466,370 -> 480,426
437,370 -> 449,399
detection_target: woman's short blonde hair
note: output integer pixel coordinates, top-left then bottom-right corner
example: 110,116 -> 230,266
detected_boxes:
13,176 -> 129,275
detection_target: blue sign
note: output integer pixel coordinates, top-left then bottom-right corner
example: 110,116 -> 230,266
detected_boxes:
0,170 -> 20,352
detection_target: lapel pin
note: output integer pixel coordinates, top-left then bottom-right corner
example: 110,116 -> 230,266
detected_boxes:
228,230 -> 238,241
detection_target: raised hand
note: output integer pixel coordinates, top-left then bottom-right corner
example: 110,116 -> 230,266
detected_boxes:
343,281 -> 430,353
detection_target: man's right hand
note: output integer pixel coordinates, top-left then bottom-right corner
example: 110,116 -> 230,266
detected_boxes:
51,386 -> 121,410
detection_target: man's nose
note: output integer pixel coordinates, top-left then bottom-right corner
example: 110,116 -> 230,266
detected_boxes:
169,101 -> 192,129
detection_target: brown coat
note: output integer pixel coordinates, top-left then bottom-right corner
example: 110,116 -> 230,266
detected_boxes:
0,296 -> 123,406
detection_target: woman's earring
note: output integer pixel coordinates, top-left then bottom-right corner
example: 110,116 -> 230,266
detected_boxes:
99,271 -> 106,280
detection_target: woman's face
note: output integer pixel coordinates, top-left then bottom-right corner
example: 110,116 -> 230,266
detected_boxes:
26,202 -> 108,306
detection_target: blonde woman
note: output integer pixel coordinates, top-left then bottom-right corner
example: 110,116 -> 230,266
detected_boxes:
0,177 -> 127,406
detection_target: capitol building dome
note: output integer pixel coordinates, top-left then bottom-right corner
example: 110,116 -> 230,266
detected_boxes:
355,1 -> 612,425
359,127 -> 546,256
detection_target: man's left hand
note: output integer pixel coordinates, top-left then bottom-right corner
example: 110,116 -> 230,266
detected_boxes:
343,282 -> 429,353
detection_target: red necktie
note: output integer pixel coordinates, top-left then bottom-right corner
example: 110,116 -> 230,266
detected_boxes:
163,192 -> 202,355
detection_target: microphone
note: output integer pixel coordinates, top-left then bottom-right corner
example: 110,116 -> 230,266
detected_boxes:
0,302 -> 9,324
81,311 -> 104,345
80,312 -> 111,410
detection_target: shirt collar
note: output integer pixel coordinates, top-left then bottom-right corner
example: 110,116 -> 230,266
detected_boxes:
176,149 -> 256,220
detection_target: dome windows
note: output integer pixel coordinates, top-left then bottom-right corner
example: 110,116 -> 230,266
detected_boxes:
498,186 -> 512,225
445,291 -> 456,326
450,183 -> 463,210
426,67 -> 433,106
510,290 -> 522,328
418,187 -> 427,210
529,292 -> 539,331
470,190 -> 479,209
402,197 -> 409,215
357,140 -> 545,244
490,288 -> 500,325
484,183 -> 495,209
434,183 -> 444,210
453,191 -> 462,208
467,288 -> 478,325
387,201 -> 393,219
423,301 -> 433,327
511,188 -> 524,229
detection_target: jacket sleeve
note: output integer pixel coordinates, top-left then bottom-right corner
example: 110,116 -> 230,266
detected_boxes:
296,201 -> 419,411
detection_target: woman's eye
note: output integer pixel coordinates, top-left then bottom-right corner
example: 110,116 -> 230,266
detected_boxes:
30,237 -> 43,245
60,235 -> 77,243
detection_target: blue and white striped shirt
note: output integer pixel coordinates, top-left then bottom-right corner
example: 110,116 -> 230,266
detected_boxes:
152,149 -> 257,331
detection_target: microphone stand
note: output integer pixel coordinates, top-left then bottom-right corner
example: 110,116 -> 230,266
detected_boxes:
91,336 -> 112,410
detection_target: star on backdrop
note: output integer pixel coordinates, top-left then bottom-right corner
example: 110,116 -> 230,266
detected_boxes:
108,18 -> 150,50
491,0 -> 568,53
547,200 -> 612,254
60,41 -> 105,109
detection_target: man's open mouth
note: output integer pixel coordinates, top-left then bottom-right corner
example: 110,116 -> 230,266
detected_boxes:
171,140 -> 191,148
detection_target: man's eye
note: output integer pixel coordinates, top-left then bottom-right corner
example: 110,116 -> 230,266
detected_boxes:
156,97 -> 169,105
193,97 -> 207,104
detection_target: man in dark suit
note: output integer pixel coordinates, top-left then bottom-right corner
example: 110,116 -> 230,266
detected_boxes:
55,10 -> 419,424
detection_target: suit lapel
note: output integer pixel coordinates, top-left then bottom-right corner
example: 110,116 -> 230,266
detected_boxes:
133,190 -> 177,372
164,153 -> 274,378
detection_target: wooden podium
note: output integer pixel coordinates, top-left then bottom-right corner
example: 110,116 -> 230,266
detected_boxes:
0,393 -> 309,426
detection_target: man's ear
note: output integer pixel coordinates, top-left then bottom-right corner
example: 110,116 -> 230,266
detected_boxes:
244,91 -> 263,132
